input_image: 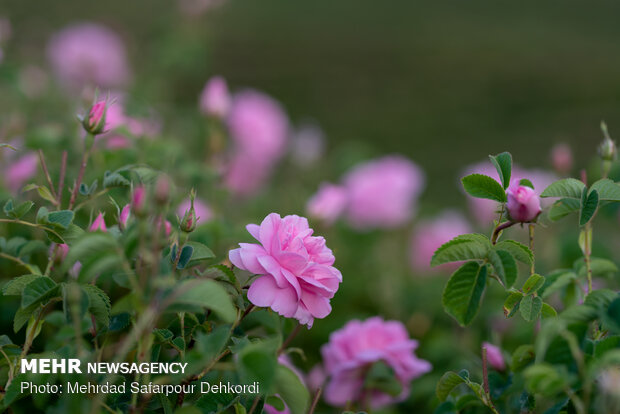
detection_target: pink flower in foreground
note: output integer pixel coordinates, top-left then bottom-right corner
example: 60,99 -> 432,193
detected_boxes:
321,317 -> 431,409
47,23 -> 130,89
90,213 -> 107,232
176,197 -> 213,226
306,183 -> 348,225
551,143 -> 573,175
506,185 -> 541,223
229,213 -> 342,327
119,204 -> 130,230
410,211 -> 471,273
343,156 -> 425,229
483,342 -> 505,371
200,76 -> 231,118
4,152 -> 38,193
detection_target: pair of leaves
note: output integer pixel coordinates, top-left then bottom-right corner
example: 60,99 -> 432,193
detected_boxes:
461,152 -> 512,202
503,274 -> 556,322
171,241 -> 215,269
436,370 -> 488,407
3,199 -> 34,220
168,279 -> 236,323
3,275 -> 60,331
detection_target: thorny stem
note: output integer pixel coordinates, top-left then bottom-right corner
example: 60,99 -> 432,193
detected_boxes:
491,221 -> 516,245
482,347 -> 500,414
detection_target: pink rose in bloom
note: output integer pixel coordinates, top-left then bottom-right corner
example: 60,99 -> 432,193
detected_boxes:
343,156 -> 425,229
176,197 -> 213,225
506,185 -> 541,222
119,204 -> 130,230
229,213 -> 342,327
321,317 -> 431,409
47,23 -> 130,89
483,342 -> 505,371
4,152 -> 38,193
306,183 -> 348,225
410,211 -> 472,272
200,76 -> 231,118
551,143 -> 573,175
90,213 -> 107,232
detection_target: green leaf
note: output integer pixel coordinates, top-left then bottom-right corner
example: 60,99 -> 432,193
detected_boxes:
579,188 -> 598,226
541,303 -> 558,318
170,279 -> 236,323
519,179 -> 534,189
493,240 -> 533,265
487,249 -> 517,287
22,277 -> 59,308
185,241 -> 215,267
560,305 -> 598,324
523,364 -> 567,397
364,361 -> 402,397
584,289 -> 617,309
431,234 -> 491,267
511,345 -> 535,372
14,303 -> 39,332
541,178 -> 585,199
522,274 -> 545,294
37,186 -> 56,204
153,328 -> 174,343
590,178 -> 620,201
0,143 -> 17,151
9,201 -> 34,219
2,274 -> 43,296
520,295 -> 543,322
548,198 -> 581,221
489,152 -> 512,189
442,262 -> 487,326
103,171 -> 131,188
46,210 -> 74,229
436,371 -> 466,402
504,289 -> 523,318
272,364 -> 310,414
176,245 -> 194,269
83,284 -> 111,329
574,257 -> 618,278
540,271 -> 576,298
462,174 -> 507,202
236,339 -> 277,391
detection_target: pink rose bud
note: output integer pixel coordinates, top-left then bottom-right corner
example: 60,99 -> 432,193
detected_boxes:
483,342 -> 506,371
51,243 -> 69,262
199,76 -> 231,118
163,219 -> 172,237
506,185 -> 541,223
90,213 -> 107,232
83,99 -> 108,135
132,186 -> 147,216
119,204 -> 130,230
179,191 -> 198,233
229,213 -> 342,327
550,143 -> 573,175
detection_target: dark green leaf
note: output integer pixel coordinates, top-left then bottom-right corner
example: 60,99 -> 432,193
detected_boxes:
461,174 -> 507,202
83,284 -> 111,329
436,371 -> 466,402
170,279 -> 236,323
3,274 -> 43,296
520,295 -> 543,322
579,188 -> 598,226
548,198 -> 581,221
176,245 -> 194,269
493,240 -> 533,265
431,234 -> 491,267
442,262 -> 487,326
511,345 -> 535,372
489,152 -> 512,189
541,178 -> 585,199
22,277 -> 59,308
504,289 -> 523,318
590,178 -> 620,201
236,340 -> 277,390
522,274 -> 545,294
46,210 -> 74,229
487,249 -> 517,287
519,179 -> 534,189
185,241 -> 215,267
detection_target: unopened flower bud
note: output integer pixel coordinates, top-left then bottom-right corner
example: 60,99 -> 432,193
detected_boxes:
82,99 -> 108,135
155,175 -> 171,205
119,204 -> 130,230
506,185 -> 541,223
179,190 -> 199,233
90,213 -> 107,232
483,342 -> 505,371
132,186 -> 147,216
599,122 -> 617,162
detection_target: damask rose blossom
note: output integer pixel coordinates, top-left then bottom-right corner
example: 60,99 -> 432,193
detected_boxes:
199,76 -> 230,118
321,317 -> 431,408
4,152 -> 38,193
306,183 -> 348,225
90,213 -> 107,232
229,213 -> 342,327
483,342 -> 506,371
47,23 -> 130,89
343,156 -> 424,229
506,185 -> 541,222
410,211 -> 471,272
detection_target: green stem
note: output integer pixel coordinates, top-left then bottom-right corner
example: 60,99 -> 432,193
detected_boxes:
0,219 -> 64,243
528,224 -> 535,275
491,221 -> 516,245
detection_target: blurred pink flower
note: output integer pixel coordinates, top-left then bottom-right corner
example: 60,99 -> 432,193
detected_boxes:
176,197 -> 213,225
306,183 -> 348,225
483,342 -> 505,371
321,317 -> 431,409
307,364 -> 326,392
290,122 -> 325,167
47,23 -> 130,89
90,213 -> 107,232
462,161 -> 555,226
550,143 -> 573,175
224,90 -> 289,196
343,156 -> 425,229
410,211 -> 472,273
506,185 -> 541,222
4,152 -> 38,193
132,186 -> 147,215
119,204 -> 130,230
229,213 -> 342,327
200,76 -> 231,118
52,243 -> 70,262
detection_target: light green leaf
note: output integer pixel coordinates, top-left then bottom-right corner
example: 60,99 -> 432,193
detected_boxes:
541,303 -> 558,318
519,179 -> 534,189
489,152 -> 512,190
442,261 -> 487,326
579,188 -> 598,226
523,274 -> 545,295
487,249 -> 517,287
185,241 -> 216,267
272,364 -> 311,414
83,284 -> 111,329
436,371 -> 466,402
548,198 -> 580,221
236,339 -> 277,391
504,289 -> 523,318
431,234 -> 491,267
520,295 -> 543,322
493,240 -> 533,265
541,178 -> 585,199
461,174 -> 507,202
46,210 -> 74,229
170,279 -> 236,323
590,178 -> 620,201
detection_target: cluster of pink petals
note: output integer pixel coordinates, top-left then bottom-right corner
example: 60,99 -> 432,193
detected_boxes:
3,151 -> 38,193
47,23 -> 131,89
506,185 -> 541,222
321,317 -> 431,409
176,197 -> 213,226
90,213 -> 107,232
224,90 -> 289,196
461,161 -> 555,226
410,210 -> 472,273
307,156 -> 425,230
229,213 -> 342,327
199,76 -> 231,119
